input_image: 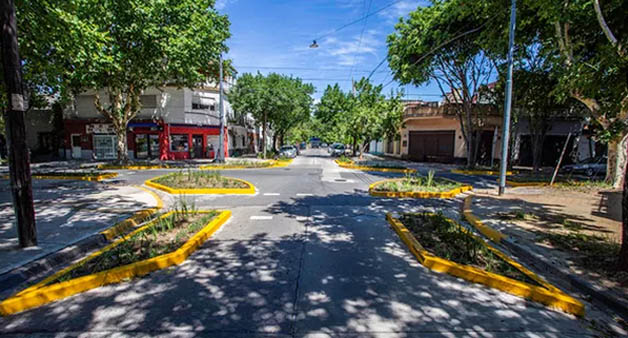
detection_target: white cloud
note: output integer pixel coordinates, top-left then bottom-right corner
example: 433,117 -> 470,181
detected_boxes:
379,0 -> 425,21
215,0 -> 237,10
325,31 -> 381,62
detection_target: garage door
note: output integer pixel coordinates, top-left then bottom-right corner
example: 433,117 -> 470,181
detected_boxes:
408,130 -> 455,162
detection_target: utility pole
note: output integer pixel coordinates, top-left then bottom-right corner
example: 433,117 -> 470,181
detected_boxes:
0,0 -> 37,247
216,53 -> 225,163
498,0 -> 517,196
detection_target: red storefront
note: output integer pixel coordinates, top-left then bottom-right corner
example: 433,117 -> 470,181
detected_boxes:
63,119 -> 228,160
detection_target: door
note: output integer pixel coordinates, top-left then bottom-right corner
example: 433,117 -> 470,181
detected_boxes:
149,134 -> 160,158
71,134 -> 82,159
408,131 -> 455,162
207,135 -> 219,159
135,134 -> 149,159
192,134 -> 203,158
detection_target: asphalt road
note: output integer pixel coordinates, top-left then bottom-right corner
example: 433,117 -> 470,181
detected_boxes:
0,149 -> 593,337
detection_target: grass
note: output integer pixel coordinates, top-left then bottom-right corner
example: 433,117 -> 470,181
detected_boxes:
372,171 -> 463,193
337,155 -> 353,164
399,212 -> 540,285
202,160 -> 273,168
535,232 -> 627,284
49,200 -> 218,284
351,160 -> 407,169
152,170 -> 249,189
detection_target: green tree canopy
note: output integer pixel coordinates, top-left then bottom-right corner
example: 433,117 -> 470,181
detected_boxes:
228,72 -> 314,158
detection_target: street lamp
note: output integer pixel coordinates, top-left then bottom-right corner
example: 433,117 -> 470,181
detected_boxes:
309,40 -> 319,48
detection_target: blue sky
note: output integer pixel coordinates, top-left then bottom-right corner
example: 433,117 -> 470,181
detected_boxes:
216,0 -> 443,101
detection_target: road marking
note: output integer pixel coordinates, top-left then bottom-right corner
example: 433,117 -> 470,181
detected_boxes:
296,216 -> 309,221
263,193 -> 280,196
250,216 -> 273,220
296,193 -> 313,196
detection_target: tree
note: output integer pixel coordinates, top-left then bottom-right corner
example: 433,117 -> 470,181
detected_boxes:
314,84 -> 352,144
387,1 -> 495,167
71,0 -> 230,162
228,73 -> 313,158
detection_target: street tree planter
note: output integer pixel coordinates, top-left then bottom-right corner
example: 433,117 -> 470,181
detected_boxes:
145,172 -> 256,195
369,178 -> 471,198
387,212 -> 584,316
0,210 -> 231,316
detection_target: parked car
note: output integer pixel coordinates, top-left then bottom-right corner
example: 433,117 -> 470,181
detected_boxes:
299,142 -> 306,150
321,142 -> 328,148
560,156 -> 607,176
329,143 -> 346,157
279,145 -> 298,158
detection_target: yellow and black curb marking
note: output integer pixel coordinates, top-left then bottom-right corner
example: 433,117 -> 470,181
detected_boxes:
334,159 -> 416,173
0,210 -> 231,316
451,169 -> 515,176
200,158 -> 293,170
2,173 -> 118,182
100,185 -> 165,240
461,195 -> 506,243
144,175 -> 256,195
386,212 -> 584,316
369,178 -> 472,198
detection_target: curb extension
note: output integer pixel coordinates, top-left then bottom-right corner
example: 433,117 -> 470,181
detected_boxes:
462,195 -> 628,320
451,169 -> 515,176
386,213 -> 585,316
0,210 -> 231,316
369,178 -> 472,198
335,159 -> 416,173
461,195 -> 507,243
100,186 -> 165,240
199,159 -> 293,170
2,173 -> 118,182
144,175 -> 256,195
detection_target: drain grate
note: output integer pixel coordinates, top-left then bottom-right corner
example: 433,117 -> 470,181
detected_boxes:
335,178 -> 347,182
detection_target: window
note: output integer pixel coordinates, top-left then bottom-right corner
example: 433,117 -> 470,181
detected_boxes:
93,135 -> 117,159
135,134 -> 148,158
192,93 -> 215,110
170,134 -> 189,152
140,95 -> 157,108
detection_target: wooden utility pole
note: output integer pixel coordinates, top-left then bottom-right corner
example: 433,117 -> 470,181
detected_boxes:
1,0 -> 37,247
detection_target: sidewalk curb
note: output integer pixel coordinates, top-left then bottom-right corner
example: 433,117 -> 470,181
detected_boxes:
0,233 -> 107,299
461,195 -> 628,321
502,237 -> 628,321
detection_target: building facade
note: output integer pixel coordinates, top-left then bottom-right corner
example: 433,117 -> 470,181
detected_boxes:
63,84 -> 257,161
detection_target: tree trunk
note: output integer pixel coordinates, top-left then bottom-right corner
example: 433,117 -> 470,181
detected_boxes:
272,133 -> 277,153
116,127 -> 128,163
531,132 -> 544,175
618,146 -> 628,270
606,135 -> 628,189
262,112 -> 267,159
352,136 -> 357,157
0,0 -> 36,247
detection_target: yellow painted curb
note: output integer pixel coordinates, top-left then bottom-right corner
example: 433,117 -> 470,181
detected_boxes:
199,159 -> 293,170
451,169 -> 515,176
461,195 -> 507,243
2,173 -> 118,182
96,164 -> 169,170
99,186 -> 165,240
386,213 -> 584,316
369,178 -> 472,198
0,210 -> 231,316
335,159 -> 416,173
144,175 -> 255,195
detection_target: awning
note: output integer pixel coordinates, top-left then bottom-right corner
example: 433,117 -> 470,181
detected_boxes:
128,122 -> 158,128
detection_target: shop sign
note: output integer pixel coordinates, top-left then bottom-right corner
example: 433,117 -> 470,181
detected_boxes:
86,124 -> 115,134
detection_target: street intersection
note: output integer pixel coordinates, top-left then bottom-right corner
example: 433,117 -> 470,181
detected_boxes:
0,149 -> 593,337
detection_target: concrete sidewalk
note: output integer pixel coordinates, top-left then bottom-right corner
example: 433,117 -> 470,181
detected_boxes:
0,179 -> 159,276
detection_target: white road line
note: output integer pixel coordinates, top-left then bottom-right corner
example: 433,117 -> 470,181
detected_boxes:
296,216 -> 309,221
296,193 -> 313,196
250,216 -> 273,220
263,193 -> 280,196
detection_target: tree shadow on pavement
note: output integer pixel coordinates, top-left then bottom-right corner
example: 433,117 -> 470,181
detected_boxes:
0,192 -> 592,337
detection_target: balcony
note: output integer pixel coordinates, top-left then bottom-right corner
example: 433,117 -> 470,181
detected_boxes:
403,102 -> 500,120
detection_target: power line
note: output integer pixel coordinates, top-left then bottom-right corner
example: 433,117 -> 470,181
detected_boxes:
313,0 -> 407,42
233,65 -> 386,73
349,0 -> 374,83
